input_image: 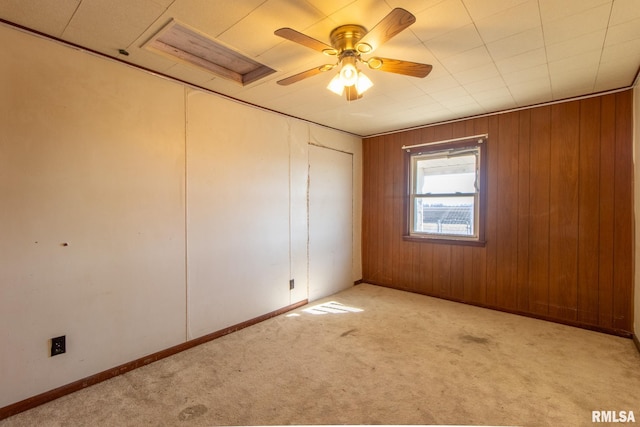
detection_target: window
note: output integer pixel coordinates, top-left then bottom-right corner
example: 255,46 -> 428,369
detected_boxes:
405,136 -> 486,244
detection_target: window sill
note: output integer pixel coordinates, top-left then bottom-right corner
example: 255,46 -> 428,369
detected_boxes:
402,235 -> 486,247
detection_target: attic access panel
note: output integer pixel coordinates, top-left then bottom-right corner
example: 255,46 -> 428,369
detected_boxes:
144,19 -> 275,86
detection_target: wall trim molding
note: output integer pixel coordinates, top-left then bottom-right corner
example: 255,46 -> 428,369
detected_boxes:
0,299 -> 308,421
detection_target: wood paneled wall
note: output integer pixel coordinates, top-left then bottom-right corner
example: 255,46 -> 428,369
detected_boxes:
362,90 -> 634,335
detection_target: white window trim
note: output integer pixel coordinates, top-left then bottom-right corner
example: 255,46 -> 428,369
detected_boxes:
404,136 -> 487,245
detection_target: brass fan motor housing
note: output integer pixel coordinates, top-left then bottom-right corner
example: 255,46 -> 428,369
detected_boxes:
329,24 -> 368,53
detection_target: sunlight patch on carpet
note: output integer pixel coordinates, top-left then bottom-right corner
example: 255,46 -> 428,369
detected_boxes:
289,301 -> 364,316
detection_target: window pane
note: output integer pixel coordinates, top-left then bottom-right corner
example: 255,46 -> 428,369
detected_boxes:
416,154 -> 476,194
414,196 -> 474,236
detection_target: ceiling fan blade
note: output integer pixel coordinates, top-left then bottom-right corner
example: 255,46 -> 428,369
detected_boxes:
277,64 -> 335,86
274,28 -> 337,55
368,57 -> 432,78
355,8 -> 416,54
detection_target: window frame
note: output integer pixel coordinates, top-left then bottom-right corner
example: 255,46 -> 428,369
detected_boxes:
403,136 -> 487,246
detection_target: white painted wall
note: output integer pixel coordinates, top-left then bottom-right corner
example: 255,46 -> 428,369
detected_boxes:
0,24 -> 361,408
186,92 -> 292,338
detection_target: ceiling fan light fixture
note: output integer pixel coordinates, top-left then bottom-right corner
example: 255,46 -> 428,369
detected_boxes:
327,69 -> 373,98
355,71 -> 373,95
339,56 -> 358,86
275,8 -> 433,98
327,73 -> 345,95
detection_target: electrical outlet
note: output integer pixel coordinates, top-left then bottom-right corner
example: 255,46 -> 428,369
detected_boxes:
289,279 -> 295,290
51,335 -> 66,357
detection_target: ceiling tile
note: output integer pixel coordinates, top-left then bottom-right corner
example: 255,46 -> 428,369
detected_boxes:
217,0 -> 327,57
548,54 -> 600,97
0,0 -> 79,37
593,77 -> 632,92
474,0 -> 540,43
429,86 -> 471,102
388,92 -> 438,109
600,38 -> 640,65
365,75 -> 427,100
326,0 -> 392,29
539,0 -> 611,22
373,33 -> 432,63
440,45 -> 493,74
609,0 -> 640,25
508,77 -> 552,101
550,76 -> 597,98
163,62 -> 224,86
453,63 -> 501,85
463,76 -> 506,92
485,26 -> 544,61
61,1 -> 176,57
502,63 -> 549,85
495,48 -> 547,74
451,102 -> 486,117
411,0 -> 472,41
415,74 -> 463,93
604,17 -> 640,46
163,1 -> 267,38
462,0 -> 530,21
199,76 -> 253,97
474,93 -> 517,110
594,59 -> 637,90
472,86 -> 513,101
548,50 -> 601,76
385,0 -> 449,15
542,3 -> 611,45
597,42 -> 640,87
303,0 -> 354,16
545,29 -> 606,63
426,23 -> 484,59
257,40 -> 320,72
552,84 -> 594,100
439,94 -> 479,108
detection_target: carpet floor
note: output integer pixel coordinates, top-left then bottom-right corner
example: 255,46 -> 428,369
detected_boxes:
1,283 -> 639,426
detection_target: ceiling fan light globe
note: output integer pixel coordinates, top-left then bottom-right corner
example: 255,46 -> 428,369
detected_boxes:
340,63 -> 358,86
356,72 -> 373,95
327,73 -> 345,96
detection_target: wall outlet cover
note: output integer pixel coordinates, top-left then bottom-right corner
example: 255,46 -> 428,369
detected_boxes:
51,335 -> 66,357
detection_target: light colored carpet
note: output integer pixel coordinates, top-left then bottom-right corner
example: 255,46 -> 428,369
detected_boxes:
2,283 -> 639,426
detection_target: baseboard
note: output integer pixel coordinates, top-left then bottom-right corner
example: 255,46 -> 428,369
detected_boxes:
633,334 -> 640,355
0,299 -> 308,421
361,280 -> 633,338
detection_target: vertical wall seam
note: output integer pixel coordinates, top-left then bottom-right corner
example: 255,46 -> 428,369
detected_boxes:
184,87 -> 189,342
288,119 -> 292,305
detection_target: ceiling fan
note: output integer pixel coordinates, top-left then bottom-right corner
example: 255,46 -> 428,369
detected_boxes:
274,8 -> 432,101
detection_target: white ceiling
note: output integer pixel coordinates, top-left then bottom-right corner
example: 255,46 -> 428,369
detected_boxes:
1,0 -> 639,136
